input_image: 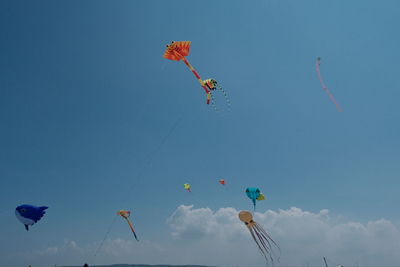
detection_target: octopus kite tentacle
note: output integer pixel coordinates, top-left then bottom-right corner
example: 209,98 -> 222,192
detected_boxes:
255,223 -> 280,249
315,57 -> 342,112
239,211 -> 279,266
254,223 -> 281,261
249,226 -> 272,263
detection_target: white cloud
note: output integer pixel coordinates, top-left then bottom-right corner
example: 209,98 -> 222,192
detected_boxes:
167,205 -> 400,267
40,246 -> 59,255
6,205 -> 400,267
167,205 -> 244,240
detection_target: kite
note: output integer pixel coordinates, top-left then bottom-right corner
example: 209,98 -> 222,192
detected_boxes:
316,57 -> 342,112
246,187 -> 265,210
203,78 -> 231,109
117,210 -> 139,241
238,211 -> 279,265
164,41 -> 229,108
218,179 -> 225,185
184,183 -> 191,192
15,204 -> 48,231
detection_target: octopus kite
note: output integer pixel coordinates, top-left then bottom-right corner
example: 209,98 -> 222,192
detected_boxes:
117,210 -> 138,241
239,211 -> 279,265
316,57 -> 342,112
163,41 -> 229,108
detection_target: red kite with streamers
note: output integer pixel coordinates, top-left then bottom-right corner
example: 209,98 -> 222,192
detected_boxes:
163,41 -> 211,104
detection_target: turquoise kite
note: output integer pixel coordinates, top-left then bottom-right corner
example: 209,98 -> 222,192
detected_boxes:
246,187 -> 265,210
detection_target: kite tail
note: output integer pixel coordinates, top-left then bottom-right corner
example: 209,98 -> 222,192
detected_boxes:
209,92 -> 219,112
126,219 -> 139,241
217,85 -> 231,110
315,61 -> 342,112
181,57 -> 211,104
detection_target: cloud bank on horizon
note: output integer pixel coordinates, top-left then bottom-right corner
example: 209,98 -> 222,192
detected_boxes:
6,205 -> 400,267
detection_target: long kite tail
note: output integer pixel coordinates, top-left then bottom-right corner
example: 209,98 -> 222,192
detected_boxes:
217,85 -> 231,110
209,92 -> 219,112
126,219 -> 139,241
181,57 -> 211,104
315,59 -> 342,112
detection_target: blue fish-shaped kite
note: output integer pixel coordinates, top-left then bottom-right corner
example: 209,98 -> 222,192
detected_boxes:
15,204 -> 48,231
246,187 -> 261,210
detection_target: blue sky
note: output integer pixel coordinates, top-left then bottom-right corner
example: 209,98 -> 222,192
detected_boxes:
1,0 -> 400,266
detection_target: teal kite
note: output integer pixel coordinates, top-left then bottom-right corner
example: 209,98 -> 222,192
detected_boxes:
246,187 -> 265,210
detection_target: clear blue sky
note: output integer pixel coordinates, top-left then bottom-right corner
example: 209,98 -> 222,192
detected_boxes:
1,0 -> 400,266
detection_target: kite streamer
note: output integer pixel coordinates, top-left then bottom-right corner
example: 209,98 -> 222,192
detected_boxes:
316,57 -> 342,112
204,78 -> 231,111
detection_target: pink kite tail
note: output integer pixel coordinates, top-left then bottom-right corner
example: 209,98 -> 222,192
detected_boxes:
316,60 -> 342,112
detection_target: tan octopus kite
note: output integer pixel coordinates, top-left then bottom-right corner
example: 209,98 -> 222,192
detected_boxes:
238,211 -> 280,265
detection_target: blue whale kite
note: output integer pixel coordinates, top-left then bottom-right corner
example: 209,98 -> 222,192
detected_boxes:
15,204 -> 48,231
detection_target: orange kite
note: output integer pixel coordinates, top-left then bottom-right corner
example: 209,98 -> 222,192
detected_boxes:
163,41 -> 211,104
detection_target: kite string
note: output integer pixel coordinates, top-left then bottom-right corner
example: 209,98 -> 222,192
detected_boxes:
94,214 -> 118,257
115,114 -> 185,217
118,114 -> 184,205
316,62 -> 342,112
131,114 -> 184,188
93,115 -> 183,260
